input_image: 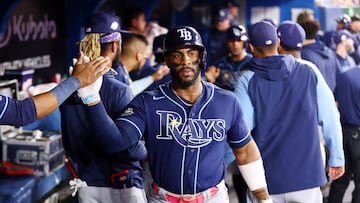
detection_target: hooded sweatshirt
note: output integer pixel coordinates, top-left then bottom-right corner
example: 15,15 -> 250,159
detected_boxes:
301,41 -> 340,92
235,54 -> 344,194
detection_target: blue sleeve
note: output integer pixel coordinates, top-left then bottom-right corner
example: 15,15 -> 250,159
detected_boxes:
302,59 -> 345,166
85,101 -> 142,152
234,71 -> 256,130
0,96 -> 37,126
227,92 -> 252,148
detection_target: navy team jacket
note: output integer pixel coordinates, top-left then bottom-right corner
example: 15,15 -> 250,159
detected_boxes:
60,71 -> 147,188
235,54 -> 344,194
335,67 -> 360,126
301,41 -> 340,92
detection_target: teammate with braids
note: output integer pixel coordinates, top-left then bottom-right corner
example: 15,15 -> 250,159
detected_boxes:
79,25 -> 272,203
60,11 -> 147,203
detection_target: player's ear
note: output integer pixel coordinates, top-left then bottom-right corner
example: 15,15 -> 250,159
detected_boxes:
276,38 -> 281,47
136,51 -> 143,62
277,43 -> 283,54
249,44 -> 255,54
117,41 -> 122,53
111,41 -> 117,52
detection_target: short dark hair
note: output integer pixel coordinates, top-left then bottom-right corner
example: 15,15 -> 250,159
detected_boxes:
122,6 -> 145,29
123,33 -> 148,47
300,19 -> 320,40
121,33 -> 148,55
280,41 -> 301,51
252,44 -> 277,55
296,10 -> 313,25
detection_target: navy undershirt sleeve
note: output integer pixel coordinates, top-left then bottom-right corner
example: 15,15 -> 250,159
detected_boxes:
85,102 -> 140,152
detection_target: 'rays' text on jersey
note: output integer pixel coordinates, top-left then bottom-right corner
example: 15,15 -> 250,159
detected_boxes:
155,110 -> 225,148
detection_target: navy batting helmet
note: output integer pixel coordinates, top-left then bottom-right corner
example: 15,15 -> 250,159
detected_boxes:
164,26 -> 206,68
153,34 -> 166,54
227,25 -> 248,41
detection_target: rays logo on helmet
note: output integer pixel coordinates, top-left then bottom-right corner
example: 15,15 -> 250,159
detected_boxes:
110,21 -> 119,31
177,28 -> 192,40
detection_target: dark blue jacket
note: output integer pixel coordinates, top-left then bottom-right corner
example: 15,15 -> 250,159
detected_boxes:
301,41 -> 340,92
213,54 -> 252,91
235,55 -> 344,194
335,67 -> 360,126
114,63 -> 131,86
60,71 -> 147,188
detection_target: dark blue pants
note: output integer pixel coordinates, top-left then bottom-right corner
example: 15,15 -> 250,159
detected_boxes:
328,124 -> 360,203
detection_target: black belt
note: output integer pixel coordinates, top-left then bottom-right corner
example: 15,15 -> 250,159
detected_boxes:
342,123 -> 360,130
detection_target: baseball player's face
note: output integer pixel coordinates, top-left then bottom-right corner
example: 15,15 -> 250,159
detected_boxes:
227,40 -> 245,56
166,47 -> 201,88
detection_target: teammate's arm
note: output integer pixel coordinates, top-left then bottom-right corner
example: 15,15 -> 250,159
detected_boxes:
84,102 -> 141,152
234,70 -> 256,129
233,139 -> 271,202
35,54 -> 110,118
130,66 -> 169,96
0,54 -> 110,126
305,60 -> 345,179
204,65 -> 220,83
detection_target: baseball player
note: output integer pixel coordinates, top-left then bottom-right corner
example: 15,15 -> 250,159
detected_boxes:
323,14 -> 352,50
0,54 -> 109,126
277,19 -> 347,184
78,25 -> 273,203
206,8 -> 232,66
235,21 -> 345,202
136,34 -> 171,92
328,67 -> 360,203
113,33 -> 169,96
60,11 -> 147,203
205,24 -> 252,91
205,24 -> 252,203
300,19 -> 341,93
332,29 -> 357,73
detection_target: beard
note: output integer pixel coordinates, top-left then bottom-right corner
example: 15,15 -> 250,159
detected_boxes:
170,65 -> 201,88
112,49 -> 121,69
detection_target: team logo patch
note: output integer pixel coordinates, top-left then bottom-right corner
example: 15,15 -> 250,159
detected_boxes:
110,21 -> 119,31
121,107 -> 134,116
